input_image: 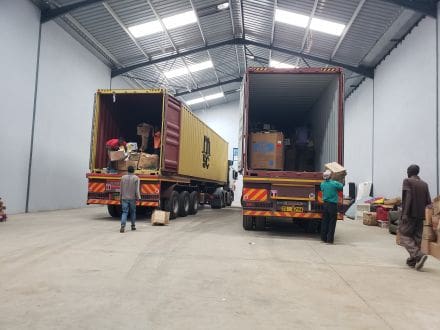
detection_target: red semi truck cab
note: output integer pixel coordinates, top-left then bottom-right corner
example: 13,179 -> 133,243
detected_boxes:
239,67 -> 345,230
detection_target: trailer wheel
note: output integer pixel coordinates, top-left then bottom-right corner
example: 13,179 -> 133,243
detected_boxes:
165,191 -> 180,219
107,205 -> 121,218
178,191 -> 190,217
225,191 -> 233,207
255,217 -> 266,231
188,191 -> 199,215
211,193 -> 222,209
243,215 -> 253,230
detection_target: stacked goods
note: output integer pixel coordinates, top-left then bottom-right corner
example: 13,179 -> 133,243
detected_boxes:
325,162 -> 347,182
109,150 -> 126,161
422,203 -> 440,259
0,198 -> 7,222
383,197 -> 401,206
137,123 -> 152,152
363,212 -> 377,226
250,131 -> 284,170
356,203 -> 370,221
375,206 -> 389,228
138,153 -> 159,170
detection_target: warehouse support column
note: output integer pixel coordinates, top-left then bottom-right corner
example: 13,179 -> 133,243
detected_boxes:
25,22 -> 42,213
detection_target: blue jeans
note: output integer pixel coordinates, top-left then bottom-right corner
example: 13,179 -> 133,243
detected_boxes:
121,199 -> 136,227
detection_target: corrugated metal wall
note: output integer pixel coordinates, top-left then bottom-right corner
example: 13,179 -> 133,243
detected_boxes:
178,108 -> 229,183
311,76 -> 339,171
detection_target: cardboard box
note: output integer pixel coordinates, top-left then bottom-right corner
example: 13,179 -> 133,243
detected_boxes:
433,196 -> 440,215
325,162 -> 347,180
117,160 -> 138,171
109,150 -> 126,161
422,225 -> 437,242
424,206 -> 433,225
137,123 -> 152,136
429,242 -> 440,259
128,152 -> 141,161
363,212 -> 377,226
151,210 -> 170,226
250,132 -> 284,170
138,153 -> 159,170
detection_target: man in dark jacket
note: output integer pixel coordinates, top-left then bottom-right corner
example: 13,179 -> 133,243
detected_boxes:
399,164 -> 431,270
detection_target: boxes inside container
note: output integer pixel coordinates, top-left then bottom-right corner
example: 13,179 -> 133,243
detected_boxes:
247,73 -> 339,172
93,93 -> 164,169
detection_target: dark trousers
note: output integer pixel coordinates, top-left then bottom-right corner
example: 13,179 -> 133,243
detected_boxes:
399,217 -> 423,260
321,202 -> 337,243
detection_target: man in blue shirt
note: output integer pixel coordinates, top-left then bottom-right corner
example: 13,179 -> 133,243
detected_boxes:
320,170 -> 344,243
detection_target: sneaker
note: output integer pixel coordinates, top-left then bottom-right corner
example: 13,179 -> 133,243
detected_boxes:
406,257 -> 416,268
120,226 -> 125,233
131,225 -> 136,231
415,255 -> 428,271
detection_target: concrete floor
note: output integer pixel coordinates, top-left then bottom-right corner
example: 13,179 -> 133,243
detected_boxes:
1,207 -> 439,330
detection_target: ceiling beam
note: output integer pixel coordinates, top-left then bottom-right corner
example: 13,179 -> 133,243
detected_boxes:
331,0 -> 367,60
379,0 -> 437,17
112,37 -> 374,78
41,0 -> 106,23
175,77 -> 243,97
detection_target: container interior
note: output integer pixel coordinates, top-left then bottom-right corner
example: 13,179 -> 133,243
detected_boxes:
93,93 -> 163,169
247,73 -> 340,172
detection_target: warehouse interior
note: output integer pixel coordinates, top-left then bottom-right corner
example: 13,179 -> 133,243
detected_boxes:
1,0 -> 440,329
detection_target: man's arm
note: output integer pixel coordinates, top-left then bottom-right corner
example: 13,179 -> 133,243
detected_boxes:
401,179 -> 411,218
333,181 -> 344,191
120,177 -> 124,201
136,177 -> 141,200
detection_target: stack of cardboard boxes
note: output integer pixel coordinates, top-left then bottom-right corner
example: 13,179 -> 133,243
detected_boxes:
422,199 -> 440,259
250,131 -> 284,170
0,198 -> 7,222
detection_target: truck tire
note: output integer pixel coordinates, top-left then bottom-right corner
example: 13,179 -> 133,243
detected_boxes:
211,193 -> 222,209
178,191 -> 190,217
107,205 -> 121,218
255,217 -> 266,230
243,215 -> 253,230
188,191 -> 199,215
225,191 -> 233,206
165,191 -> 180,219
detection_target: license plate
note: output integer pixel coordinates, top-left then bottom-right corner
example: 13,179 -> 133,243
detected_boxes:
281,206 -> 303,212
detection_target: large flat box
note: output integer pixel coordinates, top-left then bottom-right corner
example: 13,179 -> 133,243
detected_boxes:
151,210 -> 170,226
109,150 -> 126,161
433,196 -> 440,215
429,242 -> 440,259
250,132 -> 284,170
424,206 -> 433,225
138,153 -> 159,170
116,160 -> 138,171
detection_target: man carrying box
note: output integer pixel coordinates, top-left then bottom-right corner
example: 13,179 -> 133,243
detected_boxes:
320,170 -> 344,244
106,137 -> 127,172
399,164 -> 432,270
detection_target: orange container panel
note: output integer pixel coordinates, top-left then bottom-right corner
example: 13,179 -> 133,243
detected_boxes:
178,107 -> 228,183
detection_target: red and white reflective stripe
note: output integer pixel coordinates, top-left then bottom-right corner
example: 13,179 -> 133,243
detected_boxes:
242,188 -> 268,201
87,199 -> 158,207
88,182 -> 106,193
243,210 -> 322,218
141,183 -> 160,195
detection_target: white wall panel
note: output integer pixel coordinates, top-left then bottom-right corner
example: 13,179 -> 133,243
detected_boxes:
373,18 -> 437,197
28,21 -> 112,211
344,78 -> 373,194
0,0 -> 40,213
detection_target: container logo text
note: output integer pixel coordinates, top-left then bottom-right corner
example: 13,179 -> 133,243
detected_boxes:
202,136 -> 211,169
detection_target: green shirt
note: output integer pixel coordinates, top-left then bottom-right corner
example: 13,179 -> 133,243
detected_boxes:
320,179 -> 343,204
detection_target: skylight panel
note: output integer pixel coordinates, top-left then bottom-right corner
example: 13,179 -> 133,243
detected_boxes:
186,92 -> 224,105
275,8 -> 346,36
163,10 -> 197,30
128,20 -> 163,38
310,17 -> 345,36
269,59 -> 297,69
164,61 -> 213,79
275,9 -> 309,28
